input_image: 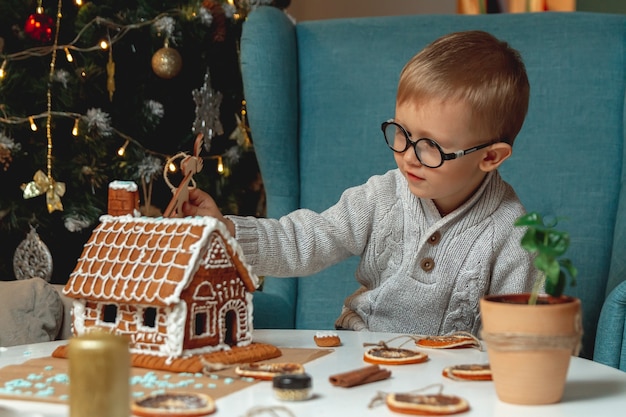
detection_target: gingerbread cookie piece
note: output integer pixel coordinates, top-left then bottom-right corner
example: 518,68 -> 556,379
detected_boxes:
314,331 -> 341,347
385,393 -> 470,415
442,364 -> 492,381
363,346 -> 428,365
132,392 -> 216,417
415,333 -> 481,350
235,362 -> 305,380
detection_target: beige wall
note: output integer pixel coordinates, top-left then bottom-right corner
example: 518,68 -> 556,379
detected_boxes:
285,0 -> 577,21
286,0 -> 457,21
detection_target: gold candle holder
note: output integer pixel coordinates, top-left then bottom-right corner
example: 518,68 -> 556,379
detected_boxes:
68,331 -> 130,417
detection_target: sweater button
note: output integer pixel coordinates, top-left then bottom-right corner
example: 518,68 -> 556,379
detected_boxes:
428,231 -> 441,245
420,257 -> 435,272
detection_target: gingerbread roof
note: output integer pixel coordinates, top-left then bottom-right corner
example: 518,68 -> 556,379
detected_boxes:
64,215 -> 258,306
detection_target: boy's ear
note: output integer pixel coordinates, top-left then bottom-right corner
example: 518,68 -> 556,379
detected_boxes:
479,142 -> 512,172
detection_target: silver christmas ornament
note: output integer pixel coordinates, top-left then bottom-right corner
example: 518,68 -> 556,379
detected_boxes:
13,226 -> 53,281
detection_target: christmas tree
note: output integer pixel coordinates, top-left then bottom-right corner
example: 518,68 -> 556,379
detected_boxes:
0,0 -> 284,283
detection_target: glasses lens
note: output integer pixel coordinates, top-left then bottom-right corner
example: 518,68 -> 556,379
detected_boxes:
415,139 -> 443,168
383,123 -> 408,152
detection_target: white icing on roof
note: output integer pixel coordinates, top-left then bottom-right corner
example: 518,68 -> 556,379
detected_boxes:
65,215 -> 259,306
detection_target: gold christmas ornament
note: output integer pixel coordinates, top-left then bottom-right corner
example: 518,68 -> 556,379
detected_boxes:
151,46 -> 182,79
21,169 -> 66,213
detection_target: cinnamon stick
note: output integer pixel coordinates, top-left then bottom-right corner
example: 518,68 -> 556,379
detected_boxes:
329,364 -> 391,387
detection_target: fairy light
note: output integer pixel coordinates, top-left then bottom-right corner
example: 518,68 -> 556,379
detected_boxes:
168,161 -> 177,172
72,118 -> 79,136
0,60 -> 6,79
216,155 -> 224,174
29,116 -> 38,131
75,0 -> 83,6
227,0 -> 242,20
117,139 -> 129,156
64,47 -> 74,63
99,39 -> 109,50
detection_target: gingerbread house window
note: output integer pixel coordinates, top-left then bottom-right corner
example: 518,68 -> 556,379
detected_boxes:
194,312 -> 208,336
102,304 -> 118,324
143,307 -> 157,328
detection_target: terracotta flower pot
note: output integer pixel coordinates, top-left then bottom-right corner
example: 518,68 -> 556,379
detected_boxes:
479,294 -> 582,405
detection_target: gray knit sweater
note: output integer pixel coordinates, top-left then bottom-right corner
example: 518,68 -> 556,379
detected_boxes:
229,169 -> 535,336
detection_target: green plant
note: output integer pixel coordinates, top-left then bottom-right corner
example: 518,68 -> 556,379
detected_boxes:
514,212 -> 578,304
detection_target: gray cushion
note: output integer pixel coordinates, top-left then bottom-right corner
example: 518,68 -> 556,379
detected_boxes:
0,278 -> 63,346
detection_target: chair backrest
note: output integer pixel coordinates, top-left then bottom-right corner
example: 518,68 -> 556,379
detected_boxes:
241,7 -> 626,359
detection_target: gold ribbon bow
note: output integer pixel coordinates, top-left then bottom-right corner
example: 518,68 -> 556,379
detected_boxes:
21,170 -> 66,213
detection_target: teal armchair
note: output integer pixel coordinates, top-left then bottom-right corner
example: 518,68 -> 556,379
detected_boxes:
240,7 -> 626,361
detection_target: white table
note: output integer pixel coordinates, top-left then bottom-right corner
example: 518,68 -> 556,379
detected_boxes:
1,329 -> 625,416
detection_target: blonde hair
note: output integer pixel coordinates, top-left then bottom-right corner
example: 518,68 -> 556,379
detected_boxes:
397,30 -> 529,145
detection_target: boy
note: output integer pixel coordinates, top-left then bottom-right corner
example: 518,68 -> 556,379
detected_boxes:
183,30 -> 534,336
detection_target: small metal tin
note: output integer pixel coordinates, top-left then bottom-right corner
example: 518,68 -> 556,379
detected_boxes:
68,331 -> 130,417
272,373 -> 313,401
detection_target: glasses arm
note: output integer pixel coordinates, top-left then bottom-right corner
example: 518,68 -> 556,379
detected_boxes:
441,141 -> 496,161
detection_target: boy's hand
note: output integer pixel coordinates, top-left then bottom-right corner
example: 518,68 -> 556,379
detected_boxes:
182,188 -> 236,236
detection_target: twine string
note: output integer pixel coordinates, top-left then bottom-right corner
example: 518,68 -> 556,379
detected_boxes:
480,331 -> 582,355
242,405 -> 296,417
481,310 -> 583,356
368,383 -> 445,409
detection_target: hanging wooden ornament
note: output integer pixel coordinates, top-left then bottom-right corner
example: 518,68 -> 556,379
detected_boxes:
13,226 -> 53,282
151,39 -> 182,79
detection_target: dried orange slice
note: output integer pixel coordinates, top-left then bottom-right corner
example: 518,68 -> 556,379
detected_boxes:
234,362 -> 305,380
415,334 -> 480,349
131,392 -> 216,417
386,392 -> 470,415
442,364 -> 492,381
363,346 -> 428,365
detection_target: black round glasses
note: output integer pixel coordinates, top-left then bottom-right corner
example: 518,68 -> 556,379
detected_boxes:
381,120 -> 498,169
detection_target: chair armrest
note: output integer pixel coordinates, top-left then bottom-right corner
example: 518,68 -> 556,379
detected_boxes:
594,280 -> 626,371
52,284 -> 73,340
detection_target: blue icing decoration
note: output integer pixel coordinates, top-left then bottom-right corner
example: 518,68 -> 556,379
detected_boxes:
194,383 -> 203,389
36,388 -> 55,397
7,379 -> 32,388
208,383 -> 217,389
27,373 -> 43,380
34,383 -> 47,389
59,394 -> 69,401
175,379 -> 194,387
46,374 -> 69,384
133,392 -> 145,398
44,366 -> 54,371
224,378 -> 234,385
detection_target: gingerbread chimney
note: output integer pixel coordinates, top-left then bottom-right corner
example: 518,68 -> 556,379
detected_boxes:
107,180 -> 140,216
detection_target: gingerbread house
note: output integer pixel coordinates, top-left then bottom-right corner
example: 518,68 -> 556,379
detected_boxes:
63,214 -> 259,359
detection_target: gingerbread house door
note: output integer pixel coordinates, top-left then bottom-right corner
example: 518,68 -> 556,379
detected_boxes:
219,299 -> 248,346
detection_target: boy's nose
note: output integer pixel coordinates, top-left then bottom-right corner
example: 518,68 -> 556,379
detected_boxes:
403,147 -> 422,166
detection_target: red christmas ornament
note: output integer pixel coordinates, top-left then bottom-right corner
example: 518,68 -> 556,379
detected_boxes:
24,13 -> 54,42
